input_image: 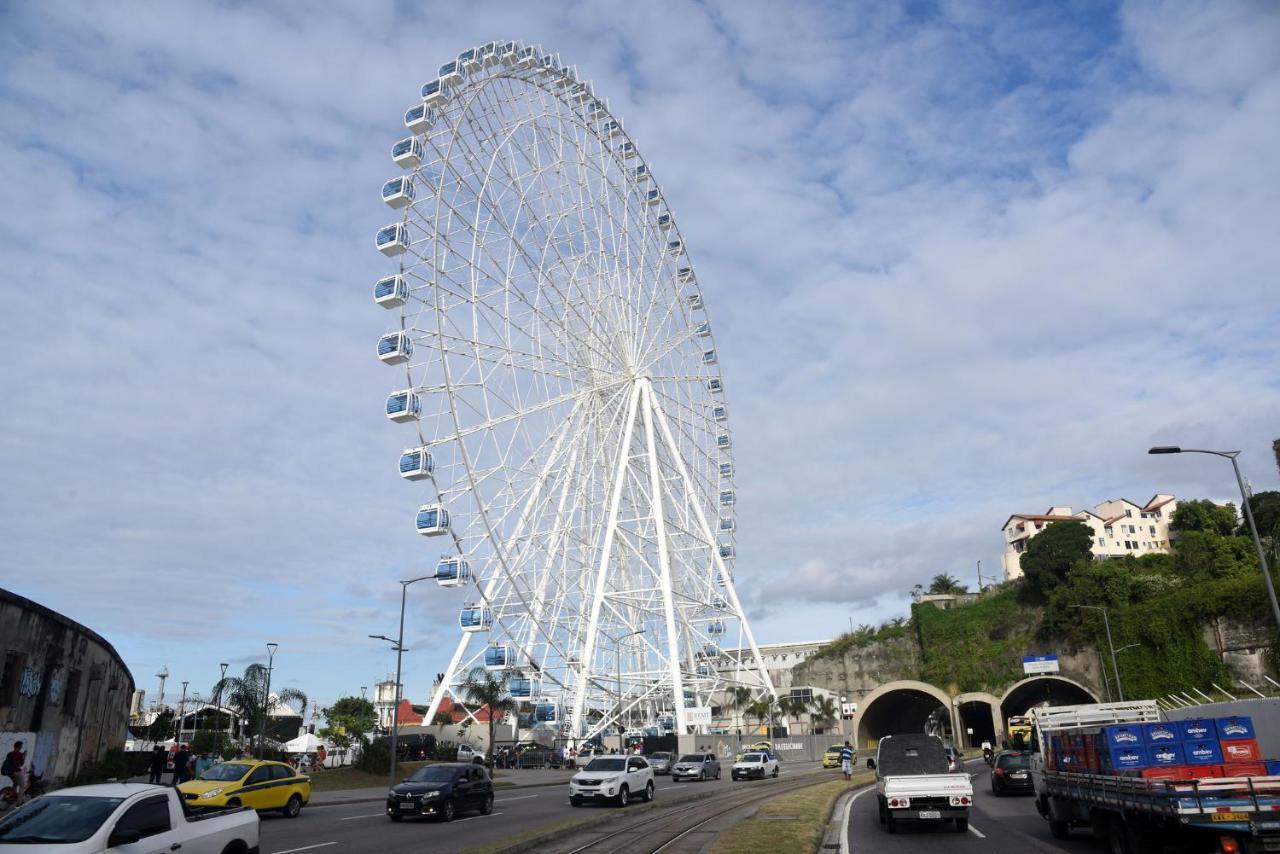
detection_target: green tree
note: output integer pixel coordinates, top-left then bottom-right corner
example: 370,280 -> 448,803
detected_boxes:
746,698 -> 774,737
810,696 -> 839,734
1171,499 -> 1238,536
211,664 -> 308,749
1018,520 -> 1094,603
725,687 -> 754,735
1243,491 -> 1280,540
320,696 -> 376,759
928,574 -> 968,595
146,710 -> 174,743
455,667 -> 517,771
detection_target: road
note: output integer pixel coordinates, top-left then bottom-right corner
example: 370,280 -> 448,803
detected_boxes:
259,762 -> 824,854
846,760 -> 1108,853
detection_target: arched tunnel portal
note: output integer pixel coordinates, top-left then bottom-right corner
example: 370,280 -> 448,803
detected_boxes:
854,680 -> 951,751
999,676 -> 1099,728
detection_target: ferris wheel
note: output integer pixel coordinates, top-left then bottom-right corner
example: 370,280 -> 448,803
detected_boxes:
372,39 -> 775,742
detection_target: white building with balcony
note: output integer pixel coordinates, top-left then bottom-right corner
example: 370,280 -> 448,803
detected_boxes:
1001,494 -> 1178,581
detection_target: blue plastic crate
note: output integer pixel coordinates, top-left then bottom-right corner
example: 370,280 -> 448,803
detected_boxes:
1176,719 -> 1218,742
1146,743 -> 1184,766
1184,739 -> 1224,765
1102,725 -> 1146,748
1101,745 -> 1148,771
1143,721 -> 1180,745
1216,716 -> 1256,741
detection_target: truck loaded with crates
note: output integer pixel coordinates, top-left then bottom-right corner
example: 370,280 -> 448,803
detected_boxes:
1030,700 -> 1280,853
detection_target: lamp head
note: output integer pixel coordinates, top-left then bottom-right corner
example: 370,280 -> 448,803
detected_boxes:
1148,446 -> 1182,455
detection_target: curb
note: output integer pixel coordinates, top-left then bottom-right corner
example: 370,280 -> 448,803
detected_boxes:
309,776 -> 574,808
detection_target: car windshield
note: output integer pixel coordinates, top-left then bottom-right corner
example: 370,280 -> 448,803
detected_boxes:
199,762 -> 252,781
678,755 -> 703,763
407,766 -> 462,783
0,795 -> 125,842
998,753 -> 1031,769
652,752 -> 672,760
585,758 -> 627,772
742,754 -> 763,762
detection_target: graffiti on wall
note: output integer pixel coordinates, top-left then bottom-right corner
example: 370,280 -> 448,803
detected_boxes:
17,668 -> 41,699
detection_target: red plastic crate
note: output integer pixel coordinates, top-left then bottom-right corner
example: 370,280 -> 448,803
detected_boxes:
1141,765 -> 1191,781
1219,762 -> 1268,778
1220,740 -> 1262,762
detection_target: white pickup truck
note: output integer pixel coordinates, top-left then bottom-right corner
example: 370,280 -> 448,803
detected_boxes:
0,783 -> 259,852
874,733 -> 973,833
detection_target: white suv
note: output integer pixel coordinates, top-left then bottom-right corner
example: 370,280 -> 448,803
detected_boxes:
570,755 -> 655,807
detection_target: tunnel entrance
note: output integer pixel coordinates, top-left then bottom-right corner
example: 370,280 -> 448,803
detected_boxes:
999,676 -> 1098,731
856,685 -> 949,750
956,700 -> 997,749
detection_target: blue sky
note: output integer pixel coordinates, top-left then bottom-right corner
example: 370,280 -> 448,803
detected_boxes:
1,0 -> 1277,716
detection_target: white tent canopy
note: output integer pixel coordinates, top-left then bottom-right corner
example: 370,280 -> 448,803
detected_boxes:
284,733 -> 324,754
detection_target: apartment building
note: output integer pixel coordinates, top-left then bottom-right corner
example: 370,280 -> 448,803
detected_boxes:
1001,494 -> 1178,581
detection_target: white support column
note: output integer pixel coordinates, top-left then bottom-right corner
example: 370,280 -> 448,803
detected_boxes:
569,381 -> 643,742
648,390 -> 777,699
639,379 -> 688,734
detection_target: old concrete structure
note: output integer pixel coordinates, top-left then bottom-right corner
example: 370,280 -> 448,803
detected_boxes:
0,587 -> 134,786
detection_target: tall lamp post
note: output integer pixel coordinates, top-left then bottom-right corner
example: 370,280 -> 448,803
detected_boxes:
215,662 -> 229,740
1148,446 -> 1280,630
370,574 -> 434,789
1070,605 -> 1122,701
259,643 -> 278,758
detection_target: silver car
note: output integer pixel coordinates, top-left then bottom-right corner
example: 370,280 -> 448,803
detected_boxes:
648,752 -> 674,775
670,752 -> 721,781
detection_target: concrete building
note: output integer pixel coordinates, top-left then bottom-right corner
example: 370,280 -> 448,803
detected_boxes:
1002,494 -> 1178,580
0,586 -> 134,785
709,640 -> 832,734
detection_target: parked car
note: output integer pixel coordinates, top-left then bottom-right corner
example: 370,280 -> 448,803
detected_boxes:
570,755 -> 654,807
0,783 -> 259,852
179,760 -> 311,817
990,749 -> 1033,795
671,753 -> 721,782
456,744 -> 486,765
732,752 -> 779,781
386,762 -> 494,822
574,745 -> 605,769
648,751 -> 674,775
823,745 -> 845,769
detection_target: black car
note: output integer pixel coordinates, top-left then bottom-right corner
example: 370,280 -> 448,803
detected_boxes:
386,762 -> 494,822
990,750 -> 1033,795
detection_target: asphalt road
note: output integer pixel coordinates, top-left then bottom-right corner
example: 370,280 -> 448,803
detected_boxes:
259,762 -> 825,854
846,760 -> 1109,853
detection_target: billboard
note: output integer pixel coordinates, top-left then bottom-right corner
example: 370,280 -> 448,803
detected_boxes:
1022,654 -> 1060,675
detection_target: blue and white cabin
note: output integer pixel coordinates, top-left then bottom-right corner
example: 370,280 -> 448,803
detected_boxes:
479,41 -> 499,67
719,516 -> 735,532
421,78 -> 451,107
659,715 -> 675,732
587,100 -> 607,119
687,293 -> 704,311
459,604 -> 491,632
695,320 -> 711,337
435,556 -> 470,588
718,543 -> 736,559
438,60 -> 463,86
716,434 -> 731,450
516,45 -> 541,68
567,82 -> 592,103
634,164 -> 651,183
415,504 -> 450,537
719,490 -> 735,506
386,389 -> 421,422
711,404 -> 727,421
374,275 -> 408,309
701,645 -> 717,659
644,188 -> 661,206
695,664 -> 713,678
667,239 -> 684,256
377,331 -> 412,365
719,462 -> 734,478
712,595 -> 728,610
458,47 -> 480,73
534,702 -> 558,723
484,644 -> 511,669
498,41 -> 518,64
381,176 -> 415,209
601,119 -> 624,138
376,222 -> 410,256
554,68 -> 577,89
391,136 -> 424,169
707,620 -> 726,635
404,104 -> 434,134
509,676 -> 533,697
656,211 -> 673,230
619,141 -> 639,159
677,266 -> 695,284
398,446 -> 433,480
702,349 -> 717,365
706,377 -> 722,393
540,52 -> 561,75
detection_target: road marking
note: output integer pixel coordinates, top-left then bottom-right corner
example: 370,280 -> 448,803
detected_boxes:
272,844 -> 337,854
454,811 -> 503,822
499,794 -> 539,802
338,812 -> 383,820
968,824 -> 987,838
840,785 -> 875,854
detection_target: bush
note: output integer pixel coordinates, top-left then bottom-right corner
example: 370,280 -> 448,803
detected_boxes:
433,740 -> 457,761
191,729 -> 235,758
73,748 -> 143,786
357,739 -> 391,774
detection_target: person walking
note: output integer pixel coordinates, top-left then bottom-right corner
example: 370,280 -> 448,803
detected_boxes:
2,741 -> 28,801
171,744 -> 191,786
147,745 -> 166,784
839,741 -> 855,781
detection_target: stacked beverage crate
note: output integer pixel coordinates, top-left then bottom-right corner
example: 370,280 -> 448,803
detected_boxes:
1045,715 -> 1277,780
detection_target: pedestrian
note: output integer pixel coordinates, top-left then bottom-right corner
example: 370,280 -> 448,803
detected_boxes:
193,751 -> 215,778
2,741 -> 28,800
171,744 -> 191,786
840,741 -> 854,781
316,745 -> 327,769
148,745 -> 166,784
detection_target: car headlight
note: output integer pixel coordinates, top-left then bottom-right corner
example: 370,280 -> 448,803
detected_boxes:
199,787 -> 225,800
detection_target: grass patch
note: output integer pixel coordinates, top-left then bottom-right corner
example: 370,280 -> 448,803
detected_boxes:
307,761 -> 438,792
460,814 -> 600,854
708,772 -> 874,854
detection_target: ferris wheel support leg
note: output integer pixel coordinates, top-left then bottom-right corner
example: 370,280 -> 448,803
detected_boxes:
569,381 -> 643,743
639,379 -> 688,735
426,631 -> 476,727
647,390 -> 777,701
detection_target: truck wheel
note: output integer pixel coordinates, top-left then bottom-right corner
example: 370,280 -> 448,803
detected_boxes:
877,797 -> 886,826
281,794 -> 302,818
955,817 -> 968,833
886,814 -> 898,834
1106,816 -> 1132,854
1049,819 -> 1069,839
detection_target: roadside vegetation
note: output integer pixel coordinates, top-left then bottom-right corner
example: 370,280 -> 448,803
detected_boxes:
709,772 -> 873,854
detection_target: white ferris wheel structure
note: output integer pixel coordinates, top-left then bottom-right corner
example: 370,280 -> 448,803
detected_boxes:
371,39 -> 776,742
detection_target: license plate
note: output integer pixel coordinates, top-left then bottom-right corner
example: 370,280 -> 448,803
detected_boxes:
1212,813 -> 1248,822
918,810 -> 941,819
1011,773 -> 1027,779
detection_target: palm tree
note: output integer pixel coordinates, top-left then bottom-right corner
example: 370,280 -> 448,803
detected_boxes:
725,687 -> 753,735
811,696 -> 839,735
776,696 -> 803,735
456,667 -> 517,771
212,664 -> 307,750
928,573 -> 968,595
746,699 -> 773,737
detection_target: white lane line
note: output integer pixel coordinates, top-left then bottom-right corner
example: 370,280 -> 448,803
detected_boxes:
272,844 -> 337,854
338,812 -> 383,820
498,794 -> 539,802
453,811 -> 503,823
968,823 -> 987,838
840,786 -> 875,854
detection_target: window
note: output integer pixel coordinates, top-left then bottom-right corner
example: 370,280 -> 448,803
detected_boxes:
246,766 -> 272,785
0,652 -> 24,706
1149,526 -> 1156,536
63,669 -> 81,711
1141,512 -> 1149,519
270,765 -> 294,780
1097,538 -> 1106,547
114,795 -> 171,838
1125,509 -> 1133,518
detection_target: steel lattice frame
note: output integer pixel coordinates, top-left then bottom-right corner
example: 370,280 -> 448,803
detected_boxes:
373,40 -> 775,743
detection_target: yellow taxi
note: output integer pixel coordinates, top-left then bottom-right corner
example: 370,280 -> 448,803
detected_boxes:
179,759 -> 311,817
823,745 -> 845,769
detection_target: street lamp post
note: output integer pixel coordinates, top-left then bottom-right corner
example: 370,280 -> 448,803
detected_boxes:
1070,605 -> 1123,701
1149,446 -> 1280,631
260,643 -> 278,758
360,686 -> 367,700
371,574 -> 434,790
215,663 -> 229,740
